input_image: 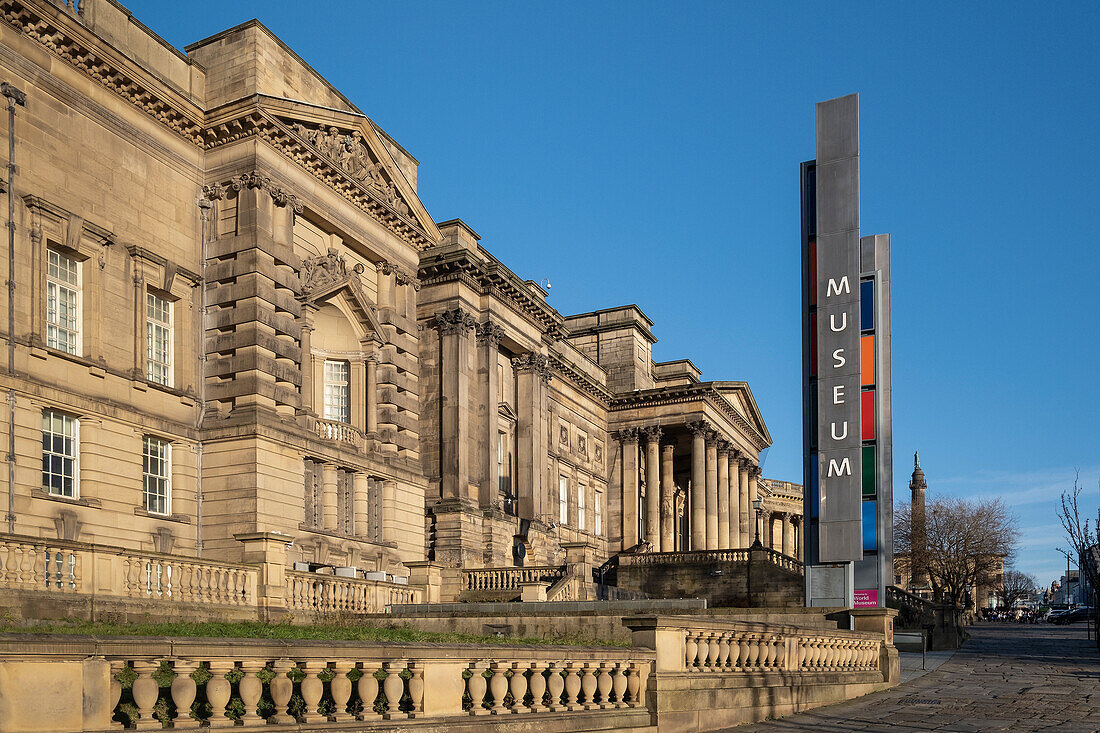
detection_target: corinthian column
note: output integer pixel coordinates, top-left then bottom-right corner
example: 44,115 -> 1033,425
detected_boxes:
738,457 -> 751,543
782,513 -> 794,557
728,451 -> 741,548
660,442 -> 675,552
717,441 -> 731,550
688,421 -> 709,551
749,465 -> 761,543
705,432 -> 719,550
643,426 -> 662,549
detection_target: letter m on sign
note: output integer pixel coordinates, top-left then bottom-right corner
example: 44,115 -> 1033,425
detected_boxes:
827,457 -> 852,477
827,277 -> 851,297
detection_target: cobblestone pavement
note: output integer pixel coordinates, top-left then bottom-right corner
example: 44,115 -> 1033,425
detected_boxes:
732,624 -> 1100,732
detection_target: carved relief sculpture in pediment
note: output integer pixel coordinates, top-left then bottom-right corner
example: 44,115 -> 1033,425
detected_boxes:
288,121 -> 411,216
300,247 -> 364,298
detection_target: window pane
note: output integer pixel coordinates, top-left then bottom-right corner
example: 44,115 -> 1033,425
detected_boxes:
42,410 -> 77,497
142,436 -> 170,514
46,250 -> 79,355
323,360 -> 350,423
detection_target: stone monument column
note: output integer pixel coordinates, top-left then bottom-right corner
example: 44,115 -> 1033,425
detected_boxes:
643,426 -> 662,549
716,441 -> 731,550
515,353 -> 551,520
782,513 -> 794,557
660,442 -> 675,552
476,321 -> 504,509
748,465 -> 760,541
435,309 -> 476,501
688,421 -> 708,551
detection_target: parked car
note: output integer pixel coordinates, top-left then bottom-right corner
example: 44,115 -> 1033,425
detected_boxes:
1051,607 -> 1095,625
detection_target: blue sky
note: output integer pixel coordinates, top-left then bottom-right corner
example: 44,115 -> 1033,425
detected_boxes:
127,1 -> 1098,587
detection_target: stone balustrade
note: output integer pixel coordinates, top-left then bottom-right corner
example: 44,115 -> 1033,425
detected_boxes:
462,565 -> 565,592
617,548 -> 751,566
680,628 -> 879,673
0,635 -> 650,731
0,534 -> 257,607
313,417 -> 365,449
286,570 -> 421,614
761,547 -> 803,573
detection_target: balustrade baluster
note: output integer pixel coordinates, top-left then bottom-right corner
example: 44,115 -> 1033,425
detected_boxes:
611,662 -> 629,708
205,661 -> 235,728
763,636 -> 777,667
406,662 -> 425,718
508,662 -> 529,713
596,662 -> 614,709
170,660 -> 200,729
237,661 -> 265,724
695,632 -> 708,669
109,660 -> 125,730
467,661 -> 489,715
563,662 -> 582,711
706,633 -> 720,669
357,661 -> 382,720
234,570 -> 246,605
546,662 -> 566,711
0,541 -> 9,584
736,634 -> 750,668
381,660 -> 406,720
580,663 -> 599,710
267,659 -> 295,725
626,663 -> 642,708
131,660 -> 162,731
18,544 -> 33,586
528,662 -> 548,712
487,661 -> 509,714
684,632 -> 698,671
297,661 -> 325,725
746,635 -> 760,668
716,634 -> 730,668
328,661 -> 354,722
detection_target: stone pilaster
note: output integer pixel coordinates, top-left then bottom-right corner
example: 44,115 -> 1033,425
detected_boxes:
688,421 -> 709,551
782,513 -> 794,557
477,321 -> 504,509
728,451 -> 741,548
434,308 -> 476,500
642,426 -> 662,548
616,428 -> 640,549
660,442 -> 675,552
738,457 -> 751,544
365,355 -> 378,434
514,352 -> 551,521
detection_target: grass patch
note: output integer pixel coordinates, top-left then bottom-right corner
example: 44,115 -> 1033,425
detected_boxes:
0,619 -> 628,647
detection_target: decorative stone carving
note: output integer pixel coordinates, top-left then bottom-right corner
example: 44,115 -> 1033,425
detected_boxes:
201,182 -> 225,201
289,122 -> 411,216
231,171 -> 269,191
594,444 -> 603,463
433,308 -> 476,335
612,427 -> 639,444
300,248 -> 363,297
687,420 -> 712,437
642,425 -> 662,443
559,425 -> 569,445
53,509 -> 82,542
475,321 -> 505,347
511,353 -> 552,383
269,185 -> 303,213
150,527 -> 175,554
393,267 -> 421,291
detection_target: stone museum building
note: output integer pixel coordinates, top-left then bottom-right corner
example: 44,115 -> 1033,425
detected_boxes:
0,0 -> 803,614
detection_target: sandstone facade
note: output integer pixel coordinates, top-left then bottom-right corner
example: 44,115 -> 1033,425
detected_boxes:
0,0 -> 801,603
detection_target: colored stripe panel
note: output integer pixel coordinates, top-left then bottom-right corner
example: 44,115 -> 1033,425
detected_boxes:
860,279 -> 874,330
861,335 -> 875,386
861,390 -> 875,440
810,240 -> 817,306
862,445 -> 876,496
862,500 -> 877,551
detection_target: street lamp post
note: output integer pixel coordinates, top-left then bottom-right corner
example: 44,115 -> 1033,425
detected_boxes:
751,497 -> 764,549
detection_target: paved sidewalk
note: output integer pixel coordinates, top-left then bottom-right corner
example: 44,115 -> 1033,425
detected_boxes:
730,624 -> 1100,732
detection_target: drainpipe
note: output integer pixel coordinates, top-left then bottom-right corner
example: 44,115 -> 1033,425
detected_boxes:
2,81 -> 25,535
195,195 -> 213,556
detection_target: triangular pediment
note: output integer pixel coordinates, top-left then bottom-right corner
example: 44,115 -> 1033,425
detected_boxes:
498,402 -> 519,422
300,250 -> 384,343
713,381 -> 772,447
270,106 -> 440,244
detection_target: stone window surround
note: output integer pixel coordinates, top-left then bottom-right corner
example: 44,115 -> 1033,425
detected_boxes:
300,457 -> 393,547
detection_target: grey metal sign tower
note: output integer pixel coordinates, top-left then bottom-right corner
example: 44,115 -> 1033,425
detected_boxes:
801,94 -> 893,609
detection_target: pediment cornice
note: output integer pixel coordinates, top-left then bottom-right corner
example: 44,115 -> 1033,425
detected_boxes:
203,101 -> 439,252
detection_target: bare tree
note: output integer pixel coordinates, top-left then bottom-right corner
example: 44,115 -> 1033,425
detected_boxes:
1057,472 -> 1100,608
894,494 -> 1019,608
1000,568 -> 1038,610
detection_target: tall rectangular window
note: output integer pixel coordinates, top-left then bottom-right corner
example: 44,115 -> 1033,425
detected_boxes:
146,292 -> 173,386
304,459 -> 323,527
577,482 -> 587,531
46,248 -> 80,354
42,409 -> 78,497
142,436 -> 171,515
559,475 -> 569,525
323,360 -> 350,423
337,468 -> 354,535
595,491 -> 603,535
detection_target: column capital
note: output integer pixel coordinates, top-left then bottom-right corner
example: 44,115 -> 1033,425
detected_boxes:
642,425 -> 663,443
432,307 -> 476,335
716,439 -> 732,456
660,442 -> 675,455
512,352 -> 552,383
476,320 -> 505,347
751,466 -> 762,479
613,427 -> 639,444
687,420 -> 711,437
704,429 -> 719,446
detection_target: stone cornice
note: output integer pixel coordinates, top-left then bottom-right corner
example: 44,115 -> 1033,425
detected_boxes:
611,383 -> 770,452
201,106 -> 436,252
0,0 -> 205,145
547,352 -> 612,407
418,249 -> 562,335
